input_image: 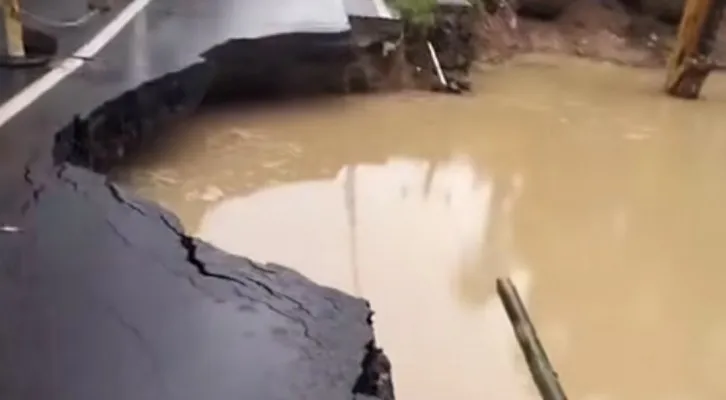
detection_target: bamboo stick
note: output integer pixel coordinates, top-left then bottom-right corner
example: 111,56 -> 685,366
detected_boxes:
496,277 -> 568,400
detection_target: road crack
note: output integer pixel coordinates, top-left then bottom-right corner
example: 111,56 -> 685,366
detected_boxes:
158,214 -> 323,347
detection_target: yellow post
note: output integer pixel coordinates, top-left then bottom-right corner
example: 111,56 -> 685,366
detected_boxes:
2,0 -> 24,58
665,0 -> 716,98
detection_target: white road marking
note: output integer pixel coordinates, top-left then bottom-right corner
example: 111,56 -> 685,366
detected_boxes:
370,0 -> 393,19
0,0 -> 154,129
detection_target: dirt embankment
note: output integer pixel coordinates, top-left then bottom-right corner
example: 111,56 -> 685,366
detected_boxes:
478,0 -> 726,67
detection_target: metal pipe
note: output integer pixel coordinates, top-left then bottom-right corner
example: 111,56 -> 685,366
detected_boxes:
426,41 -> 447,87
3,0 -> 25,58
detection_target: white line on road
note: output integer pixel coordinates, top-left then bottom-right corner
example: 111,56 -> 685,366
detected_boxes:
0,0 -> 154,129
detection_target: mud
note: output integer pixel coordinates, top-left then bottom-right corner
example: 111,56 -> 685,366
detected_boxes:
479,0 -> 726,67
478,0 -> 671,66
5,0 -> 726,398
116,55 -> 726,400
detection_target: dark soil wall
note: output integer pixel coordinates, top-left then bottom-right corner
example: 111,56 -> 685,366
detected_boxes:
53,32 -> 354,173
479,0 -> 679,66
479,0 -> 726,67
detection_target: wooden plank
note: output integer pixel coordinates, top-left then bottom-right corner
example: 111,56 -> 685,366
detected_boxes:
2,0 -> 25,58
496,277 -> 569,400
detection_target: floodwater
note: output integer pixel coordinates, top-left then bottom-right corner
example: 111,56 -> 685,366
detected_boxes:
115,55 -> 726,400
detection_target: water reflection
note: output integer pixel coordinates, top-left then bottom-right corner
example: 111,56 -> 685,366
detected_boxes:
195,157 -> 538,400
128,9 -> 150,82
116,55 -> 726,400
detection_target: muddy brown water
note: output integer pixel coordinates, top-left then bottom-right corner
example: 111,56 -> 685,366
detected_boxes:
114,54 -> 726,400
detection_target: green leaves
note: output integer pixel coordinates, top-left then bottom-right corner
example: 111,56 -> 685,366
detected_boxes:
387,0 -> 437,26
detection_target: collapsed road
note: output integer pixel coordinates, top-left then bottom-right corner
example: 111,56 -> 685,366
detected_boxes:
0,0 -> 395,399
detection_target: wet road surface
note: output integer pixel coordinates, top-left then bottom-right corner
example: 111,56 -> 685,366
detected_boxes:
115,54 -> 726,400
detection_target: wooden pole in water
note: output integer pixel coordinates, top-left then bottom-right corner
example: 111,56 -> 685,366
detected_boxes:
665,0 -> 724,98
2,0 -> 25,58
496,277 -> 568,400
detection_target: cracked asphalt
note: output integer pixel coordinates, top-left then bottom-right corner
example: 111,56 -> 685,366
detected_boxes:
1,162 -> 387,399
0,0 -> 394,398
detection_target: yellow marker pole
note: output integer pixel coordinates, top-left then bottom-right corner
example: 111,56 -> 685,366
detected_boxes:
2,0 -> 25,58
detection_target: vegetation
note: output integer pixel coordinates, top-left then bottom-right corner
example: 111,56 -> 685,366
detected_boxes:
387,0 -> 438,26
